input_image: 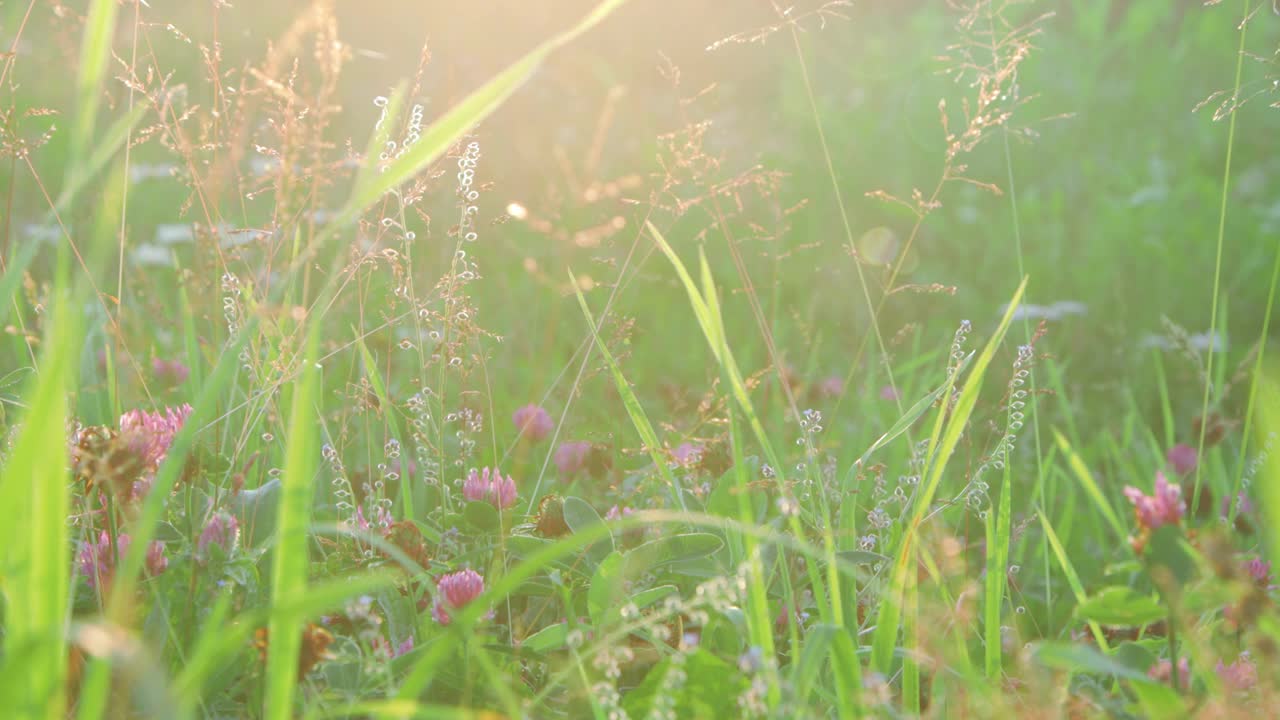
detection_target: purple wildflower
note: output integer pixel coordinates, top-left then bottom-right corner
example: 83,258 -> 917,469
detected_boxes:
1216,654 -> 1257,692
879,385 -> 900,401
432,569 -> 485,626
554,441 -> 591,479
1243,557 -> 1272,588
672,443 -> 702,467
1123,471 -> 1184,530
1166,443 -> 1197,475
395,636 -> 414,657
77,531 -> 166,589
118,404 -> 193,469
146,541 -> 168,576
463,467 -> 517,510
198,512 -> 239,558
512,404 -> 553,443
1220,491 -> 1253,519
1147,657 -> 1190,687
152,357 -> 190,387
775,603 -> 811,628
818,375 -> 845,398
78,531 -> 127,590
604,505 -> 635,521
372,634 -> 415,660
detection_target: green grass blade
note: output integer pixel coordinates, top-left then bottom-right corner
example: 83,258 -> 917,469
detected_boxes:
647,222 -> 857,714
571,271 -> 686,511
174,573 -> 395,717
984,460 -> 1013,680
341,0 -> 628,219
0,291 -> 77,719
264,322 -> 323,719
872,277 -> 1028,675
0,238 -> 40,327
105,320 -> 259,615
1053,430 -> 1126,545
1256,368 -> 1280,569
1039,509 -> 1109,650
70,0 -> 118,165
354,331 -> 410,520
57,103 -> 149,214
854,363 -> 968,469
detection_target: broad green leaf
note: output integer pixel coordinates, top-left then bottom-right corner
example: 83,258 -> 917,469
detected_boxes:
622,649 -> 748,719
588,551 -> 625,627
562,496 -> 605,535
1129,678 -> 1187,718
623,533 -> 725,577
520,623 -> 570,655
230,478 -> 282,547
1074,587 -> 1165,628
463,501 -> 500,533
1032,642 -> 1150,682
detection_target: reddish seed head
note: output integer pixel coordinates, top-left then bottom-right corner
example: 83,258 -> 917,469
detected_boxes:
432,569 -> 485,626
1123,471 -> 1184,531
1166,443 -> 1197,475
512,404 -> 553,443
463,467 -> 517,509
554,441 -> 591,479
